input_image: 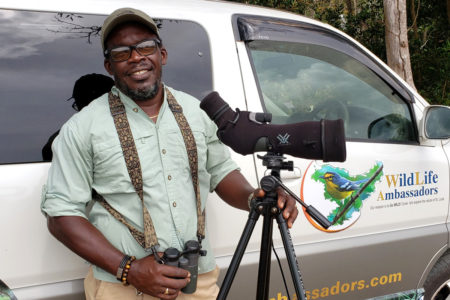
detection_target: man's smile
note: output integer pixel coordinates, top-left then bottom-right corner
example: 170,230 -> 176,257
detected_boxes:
133,70 -> 148,75
129,67 -> 153,80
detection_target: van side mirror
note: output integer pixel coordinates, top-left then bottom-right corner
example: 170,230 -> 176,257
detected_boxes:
422,105 -> 450,139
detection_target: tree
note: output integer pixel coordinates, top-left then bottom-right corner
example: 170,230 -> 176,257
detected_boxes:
344,0 -> 357,15
384,0 -> 416,89
408,0 -> 449,105
448,0 -> 450,24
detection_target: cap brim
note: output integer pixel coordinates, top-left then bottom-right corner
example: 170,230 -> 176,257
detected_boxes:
101,11 -> 159,52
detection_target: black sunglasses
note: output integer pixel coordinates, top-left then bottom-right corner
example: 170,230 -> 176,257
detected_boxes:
104,39 -> 161,62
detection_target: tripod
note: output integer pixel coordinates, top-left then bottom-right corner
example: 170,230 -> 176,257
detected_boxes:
217,153 -> 331,300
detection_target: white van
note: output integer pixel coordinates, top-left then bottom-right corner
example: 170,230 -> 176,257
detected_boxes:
0,0 -> 449,299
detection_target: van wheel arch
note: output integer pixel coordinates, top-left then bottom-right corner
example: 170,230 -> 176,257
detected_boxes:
424,250 -> 450,300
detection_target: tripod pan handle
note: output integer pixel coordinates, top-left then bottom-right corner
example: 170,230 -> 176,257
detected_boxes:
305,205 -> 331,229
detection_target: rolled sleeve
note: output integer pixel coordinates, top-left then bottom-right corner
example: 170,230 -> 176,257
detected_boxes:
41,119 -> 93,218
204,120 -> 239,191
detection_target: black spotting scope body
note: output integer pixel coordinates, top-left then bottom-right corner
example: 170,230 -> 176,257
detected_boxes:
200,92 -> 346,162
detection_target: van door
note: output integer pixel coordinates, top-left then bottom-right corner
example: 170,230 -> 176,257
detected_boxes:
234,15 -> 449,300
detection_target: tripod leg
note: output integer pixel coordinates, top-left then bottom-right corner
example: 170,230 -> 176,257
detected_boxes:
276,213 -> 307,300
256,210 -> 274,300
217,209 -> 260,300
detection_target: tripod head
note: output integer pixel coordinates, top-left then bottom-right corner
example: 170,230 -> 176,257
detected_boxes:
258,152 -> 293,174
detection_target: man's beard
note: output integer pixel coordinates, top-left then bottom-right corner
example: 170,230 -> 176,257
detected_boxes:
115,77 -> 161,102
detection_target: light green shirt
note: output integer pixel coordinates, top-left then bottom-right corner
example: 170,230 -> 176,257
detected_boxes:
41,86 -> 238,282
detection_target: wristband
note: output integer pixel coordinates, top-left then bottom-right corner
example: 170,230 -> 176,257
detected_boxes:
116,255 -> 131,281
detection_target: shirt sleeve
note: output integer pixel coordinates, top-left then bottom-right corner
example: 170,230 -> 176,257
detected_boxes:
41,118 -> 94,218
203,115 -> 239,191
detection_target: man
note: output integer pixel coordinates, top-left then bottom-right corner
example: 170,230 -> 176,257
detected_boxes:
41,7 -> 298,300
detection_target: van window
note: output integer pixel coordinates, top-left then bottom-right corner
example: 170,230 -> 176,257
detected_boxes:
248,40 -> 415,142
0,9 -> 212,164
235,15 -> 416,143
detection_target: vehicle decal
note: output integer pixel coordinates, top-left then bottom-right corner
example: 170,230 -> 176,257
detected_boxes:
301,161 -> 383,232
377,170 -> 439,201
370,168 -> 444,212
269,271 -> 412,300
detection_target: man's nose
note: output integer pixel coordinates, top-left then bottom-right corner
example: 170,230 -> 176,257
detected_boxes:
128,48 -> 146,62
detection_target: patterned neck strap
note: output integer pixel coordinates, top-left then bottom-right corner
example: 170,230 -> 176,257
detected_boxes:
96,88 -> 205,251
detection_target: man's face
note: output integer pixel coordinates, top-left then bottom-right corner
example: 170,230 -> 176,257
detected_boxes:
104,23 -> 167,101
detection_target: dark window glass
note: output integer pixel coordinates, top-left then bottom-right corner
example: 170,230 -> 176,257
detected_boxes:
0,9 -> 212,164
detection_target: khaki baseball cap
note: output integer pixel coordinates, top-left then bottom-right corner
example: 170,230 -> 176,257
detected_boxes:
101,7 -> 159,52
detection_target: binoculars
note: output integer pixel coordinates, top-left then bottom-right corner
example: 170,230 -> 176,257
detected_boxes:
162,240 -> 207,294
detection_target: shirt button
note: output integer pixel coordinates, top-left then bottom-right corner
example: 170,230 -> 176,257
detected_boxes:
173,202 -> 177,207
162,149 -> 166,154
168,175 -> 172,180
133,108 -> 138,112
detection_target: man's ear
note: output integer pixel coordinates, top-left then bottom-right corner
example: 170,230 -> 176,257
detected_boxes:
160,46 -> 168,66
104,58 -> 114,75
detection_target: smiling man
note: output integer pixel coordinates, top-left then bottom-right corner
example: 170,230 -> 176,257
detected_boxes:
41,7 -> 298,300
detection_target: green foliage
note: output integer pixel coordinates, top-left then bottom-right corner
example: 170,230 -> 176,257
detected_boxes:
227,0 -> 307,12
408,0 -> 449,106
227,0 -> 449,105
343,0 -> 386,61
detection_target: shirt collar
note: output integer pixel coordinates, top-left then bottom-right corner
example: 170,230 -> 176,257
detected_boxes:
111,85 -> 168,119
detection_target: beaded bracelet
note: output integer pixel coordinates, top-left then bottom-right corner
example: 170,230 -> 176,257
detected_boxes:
116,255 -> 136,285
121,255 -> 136,286
116,255 -> 131,281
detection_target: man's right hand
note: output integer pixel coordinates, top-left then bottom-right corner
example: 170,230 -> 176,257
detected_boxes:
127,254 -> 191,299
47,216 -> 190,298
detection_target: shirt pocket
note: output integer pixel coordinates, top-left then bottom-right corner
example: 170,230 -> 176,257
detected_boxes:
92,139 -> 134,193
158,128 -> 191,173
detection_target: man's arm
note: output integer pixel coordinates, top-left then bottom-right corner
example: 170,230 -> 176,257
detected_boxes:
47,216 -> 123,275
47,216 -> 189,299
214,170 -> 299,228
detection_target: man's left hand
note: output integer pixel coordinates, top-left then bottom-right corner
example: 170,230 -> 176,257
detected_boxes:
253,188 -> 299,228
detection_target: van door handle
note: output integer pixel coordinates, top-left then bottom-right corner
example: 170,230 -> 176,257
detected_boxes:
280,167 -> 302,180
